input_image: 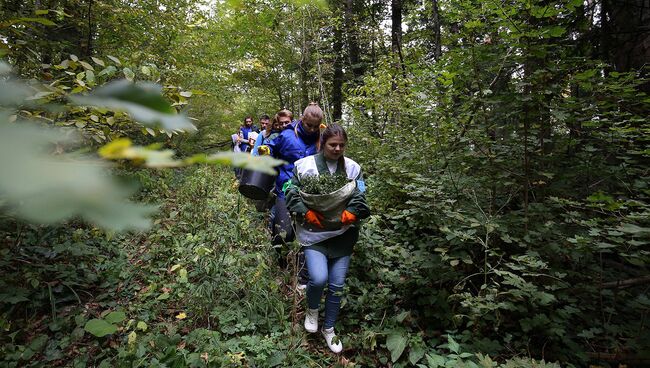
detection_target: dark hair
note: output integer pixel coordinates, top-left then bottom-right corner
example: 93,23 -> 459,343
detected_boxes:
243,116 -> 253,124
320,123 -> 348,173
260,114 -> 270,120
321,123 -> 347,146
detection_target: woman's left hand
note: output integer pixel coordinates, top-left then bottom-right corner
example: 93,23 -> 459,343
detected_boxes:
340,210 -> 357,225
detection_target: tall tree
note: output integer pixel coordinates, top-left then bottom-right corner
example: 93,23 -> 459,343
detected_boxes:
391,0 -> 404,73
602,0 -> 650,91
426,0 -> 442,60
345,0 -> 364,81
332,11 -> 344,121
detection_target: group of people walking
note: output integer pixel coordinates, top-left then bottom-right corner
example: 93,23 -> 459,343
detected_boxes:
230,103 -> 370,353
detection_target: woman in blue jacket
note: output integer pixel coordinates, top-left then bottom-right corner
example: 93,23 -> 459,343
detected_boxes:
259,103 -> 323,269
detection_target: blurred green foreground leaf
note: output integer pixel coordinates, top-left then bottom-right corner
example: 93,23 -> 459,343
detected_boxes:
71,80 -> 197,132
0,120 -> 157,230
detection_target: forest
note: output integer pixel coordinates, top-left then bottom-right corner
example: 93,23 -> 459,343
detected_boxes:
0,0 -> 649,367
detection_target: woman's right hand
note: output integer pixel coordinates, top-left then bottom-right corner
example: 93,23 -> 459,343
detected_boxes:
305,210 -> 324,228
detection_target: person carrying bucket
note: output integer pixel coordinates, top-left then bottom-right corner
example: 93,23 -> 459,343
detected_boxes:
257,104 -> 323,285
284,123 -> 370,353
252,113 -> 285,156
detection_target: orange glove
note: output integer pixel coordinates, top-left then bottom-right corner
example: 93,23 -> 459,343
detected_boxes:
305,210 -> 324,228
341,210 -> 357,225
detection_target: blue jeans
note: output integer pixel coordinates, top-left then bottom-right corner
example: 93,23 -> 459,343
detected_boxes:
304,248 -> 350,329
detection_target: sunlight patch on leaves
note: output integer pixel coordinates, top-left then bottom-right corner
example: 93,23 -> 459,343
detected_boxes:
100,139 -> 285,173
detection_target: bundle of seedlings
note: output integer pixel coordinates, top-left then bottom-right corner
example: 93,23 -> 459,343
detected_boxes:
299,174 -> 356,230
300,174 -> 349,195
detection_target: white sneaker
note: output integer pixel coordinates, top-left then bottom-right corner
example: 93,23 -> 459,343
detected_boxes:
304,308 -> 318,333
321,327 -> 343,353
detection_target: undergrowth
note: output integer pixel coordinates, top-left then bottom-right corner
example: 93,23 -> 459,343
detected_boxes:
1,165 -> 643,367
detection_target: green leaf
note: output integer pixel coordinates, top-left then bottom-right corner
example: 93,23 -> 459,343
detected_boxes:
79,61 -> 94,71
0,121 -> 156,231
123,67 -> 135,81
178,268 -> 188,283
91,57 -> 105,67
395,310 -> 409,323
136,321 -> 148,331
267,351 -> 286,367
71,80 -> 196,132
447,335 -> 460,354
9,17 -> 56,26
547,26 -> 566,37
107,55 -> 122,65
617,223 -> 650,235
85,70 -> 95,84
386,330 -> 408,362
409,344 -> 426,365
198,152 -> 285,175
84,319 -> 117,337
25,91 -> 54,101
426,353 -> 446,368
104,311 -> 126,324
97,65 -> 117,78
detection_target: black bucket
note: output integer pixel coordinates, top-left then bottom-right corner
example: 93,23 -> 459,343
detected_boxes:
238,169 -> 276,200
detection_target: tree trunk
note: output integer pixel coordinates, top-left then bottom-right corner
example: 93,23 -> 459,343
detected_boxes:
83,0 -> 94,58
391,0 -> 404,72
602,0 -> 650,91
332,17 -> 344,121
427,0 -> 442,60
345,0 -> 363,82
299,31 -> 310,111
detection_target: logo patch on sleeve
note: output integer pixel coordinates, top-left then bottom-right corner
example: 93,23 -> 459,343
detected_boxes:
356,180 -> 366,193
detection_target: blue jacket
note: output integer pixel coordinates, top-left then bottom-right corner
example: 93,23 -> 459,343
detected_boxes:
252,130 -> 280,156
266,121 -> 319,199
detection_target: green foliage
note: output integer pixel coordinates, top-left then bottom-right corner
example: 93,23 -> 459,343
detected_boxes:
299,174 -> 349,194
0,121 -> 157,230
71,80 -> 196,132
84,318 -> 118,337
0,63 -> 160,230
1,0 -> 648,366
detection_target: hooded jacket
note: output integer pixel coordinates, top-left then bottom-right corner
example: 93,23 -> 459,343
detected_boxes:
265,121 -> 319,199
